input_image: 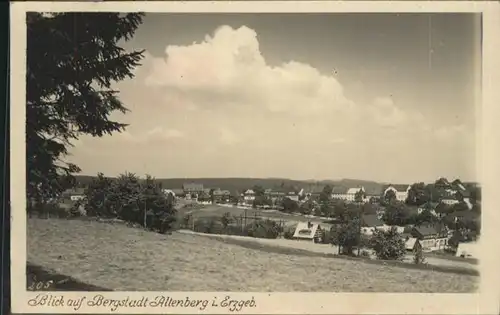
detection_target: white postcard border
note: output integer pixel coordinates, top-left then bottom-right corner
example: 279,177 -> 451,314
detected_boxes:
10,1 -> 500,314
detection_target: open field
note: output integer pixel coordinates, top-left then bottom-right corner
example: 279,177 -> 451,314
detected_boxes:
178,202 -> 327,226
27,218 -> 478,292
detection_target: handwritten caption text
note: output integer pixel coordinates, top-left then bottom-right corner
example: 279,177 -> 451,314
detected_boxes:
28,294 -> 257,312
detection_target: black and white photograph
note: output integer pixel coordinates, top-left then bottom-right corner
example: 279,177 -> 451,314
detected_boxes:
9,1 -> 500,314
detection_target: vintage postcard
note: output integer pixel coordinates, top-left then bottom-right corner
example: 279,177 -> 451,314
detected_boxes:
9,1 -> 500,314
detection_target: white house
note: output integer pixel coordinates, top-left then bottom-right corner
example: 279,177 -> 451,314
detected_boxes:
61,188 -> 86,202
71,195 -> 85,201
411,226 -> 449,252
441,196 -> 473,209
331,186 -> 364,202
292,222 -> 323,243
243,189 -> 256,202
331,186 -> 349,200
383,185 -> 411,202
456,241 -> 479,258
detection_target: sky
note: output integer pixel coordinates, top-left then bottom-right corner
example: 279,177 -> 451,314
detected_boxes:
68,13 -> 481,184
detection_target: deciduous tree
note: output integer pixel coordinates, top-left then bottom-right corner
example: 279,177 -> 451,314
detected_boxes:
354,189 -> 365,204
330,214 -> 360,255
406,182 -> 429,205
281,197 -> 299,213
383,189 -> 397,204
369,227 -> 406,260
382,201 -> 411,226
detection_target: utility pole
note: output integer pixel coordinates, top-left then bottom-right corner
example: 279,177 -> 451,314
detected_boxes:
143,192 -> 147,229
244,209 -> 247,229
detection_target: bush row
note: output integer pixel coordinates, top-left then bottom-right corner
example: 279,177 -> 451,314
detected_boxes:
191,217 -> 283,239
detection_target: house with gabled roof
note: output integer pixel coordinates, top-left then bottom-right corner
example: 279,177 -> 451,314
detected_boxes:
411,225 -> 449,251
383,184 -> 411,202
441,191 -> 473,209
456,241 -> 479,258
213,189 -> 231,203
243,189 -> 256,202
296,185 -> 324,202
401,226 -> 421,252
363,186 -> 384,203
331,186 -> 349,201
182,183 -> 204,197
360,214 -> 387,235
264,188 -> 286,204
292,221 -> 324,243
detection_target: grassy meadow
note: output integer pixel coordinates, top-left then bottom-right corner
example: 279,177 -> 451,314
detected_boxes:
27,218 -> 478,292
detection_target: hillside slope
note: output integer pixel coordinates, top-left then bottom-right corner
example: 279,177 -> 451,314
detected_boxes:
27,218 -> 477,292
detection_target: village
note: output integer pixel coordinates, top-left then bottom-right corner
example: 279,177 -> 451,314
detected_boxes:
61,177 -> 480,264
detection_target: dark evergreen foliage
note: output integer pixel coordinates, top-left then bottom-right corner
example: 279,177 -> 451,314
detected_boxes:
26,12 -> 145,207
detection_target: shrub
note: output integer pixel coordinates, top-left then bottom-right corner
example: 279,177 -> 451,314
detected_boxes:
152,212 -> 177,234
193,218 -> 223,234
220,212 -> 232,229
245,219 -> 280,239
413,245 -> 426,264
224,225 -> 246,236
37,203 -> 71,218
283,229 -> 294,239
181,214 -> 192,229
69,202 -> 86,218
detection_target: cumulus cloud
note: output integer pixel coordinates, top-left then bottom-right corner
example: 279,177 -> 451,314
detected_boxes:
143,25 -> 355,118
370,97 -> 408,128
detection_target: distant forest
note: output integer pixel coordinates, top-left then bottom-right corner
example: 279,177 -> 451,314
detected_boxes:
73,175 -> 387,194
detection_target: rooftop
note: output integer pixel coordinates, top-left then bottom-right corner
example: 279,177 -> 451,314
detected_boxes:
292,222 -> 321,239
182,183 -> 204,191
384,184 -> 410,192
332,186 -> 349,194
